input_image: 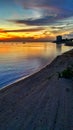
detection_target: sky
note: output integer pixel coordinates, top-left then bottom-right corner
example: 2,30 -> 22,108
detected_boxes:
0,0 -> 73,42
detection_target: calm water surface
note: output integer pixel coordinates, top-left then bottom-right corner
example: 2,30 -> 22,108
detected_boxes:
0,42 -> 73,88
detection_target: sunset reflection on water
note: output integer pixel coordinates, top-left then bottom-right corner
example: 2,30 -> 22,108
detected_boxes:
0,42 -> 73,88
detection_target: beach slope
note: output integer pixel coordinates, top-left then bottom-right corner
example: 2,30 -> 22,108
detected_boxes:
0,49 -> 73,130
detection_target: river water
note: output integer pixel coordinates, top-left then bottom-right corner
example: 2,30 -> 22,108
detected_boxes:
0,42 -> 73,88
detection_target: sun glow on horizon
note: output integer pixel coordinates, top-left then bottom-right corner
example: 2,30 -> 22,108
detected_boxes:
0,0 -> 73,41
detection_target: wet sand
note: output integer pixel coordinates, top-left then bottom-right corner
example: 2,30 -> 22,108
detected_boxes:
0,49 -> 73,130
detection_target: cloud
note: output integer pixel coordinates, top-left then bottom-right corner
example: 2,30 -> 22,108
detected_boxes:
8,11 -> 73,27
0,27 -> 44,33
9,15 -> 57,26
16,0 -> 73,10
0,34 -> 52,42
50,24 -> 68,30
64,32 -> 73,38
0,29 -> 6,33
14,0 -> 73,27
9,0 -> 73,27
16,0 -> 73,17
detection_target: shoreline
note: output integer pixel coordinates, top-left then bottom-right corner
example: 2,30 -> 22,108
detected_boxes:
0,49 -> 73,130
0,58 -> 54,91
0,49 -> 73,92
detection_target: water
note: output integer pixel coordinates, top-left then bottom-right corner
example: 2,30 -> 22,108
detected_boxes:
0,42 -> 73,89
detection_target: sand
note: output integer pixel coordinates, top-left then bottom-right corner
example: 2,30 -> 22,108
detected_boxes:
0,49 -> 73,130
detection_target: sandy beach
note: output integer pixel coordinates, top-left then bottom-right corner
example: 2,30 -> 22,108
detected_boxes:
0,49 -> 73,130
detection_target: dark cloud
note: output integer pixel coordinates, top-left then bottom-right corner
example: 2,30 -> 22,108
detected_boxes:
9,13 -> 68,26
0,27 -> 44,33
9,15 -> 56,26
8,0 -> 73,27
8,11 -> 73,27
15,0 -> 73,26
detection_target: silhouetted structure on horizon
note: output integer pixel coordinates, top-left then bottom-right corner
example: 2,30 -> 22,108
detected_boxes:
53,35 -> 73,45
56,36 -> 62,43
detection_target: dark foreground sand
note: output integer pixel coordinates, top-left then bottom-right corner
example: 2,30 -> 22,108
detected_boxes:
0,49 -> 73,130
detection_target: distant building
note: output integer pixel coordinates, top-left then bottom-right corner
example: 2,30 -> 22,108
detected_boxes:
56,35 -> 62,42
53,35 -> 73,44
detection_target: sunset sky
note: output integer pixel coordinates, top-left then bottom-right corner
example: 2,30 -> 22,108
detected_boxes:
0,0 -> 73,42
